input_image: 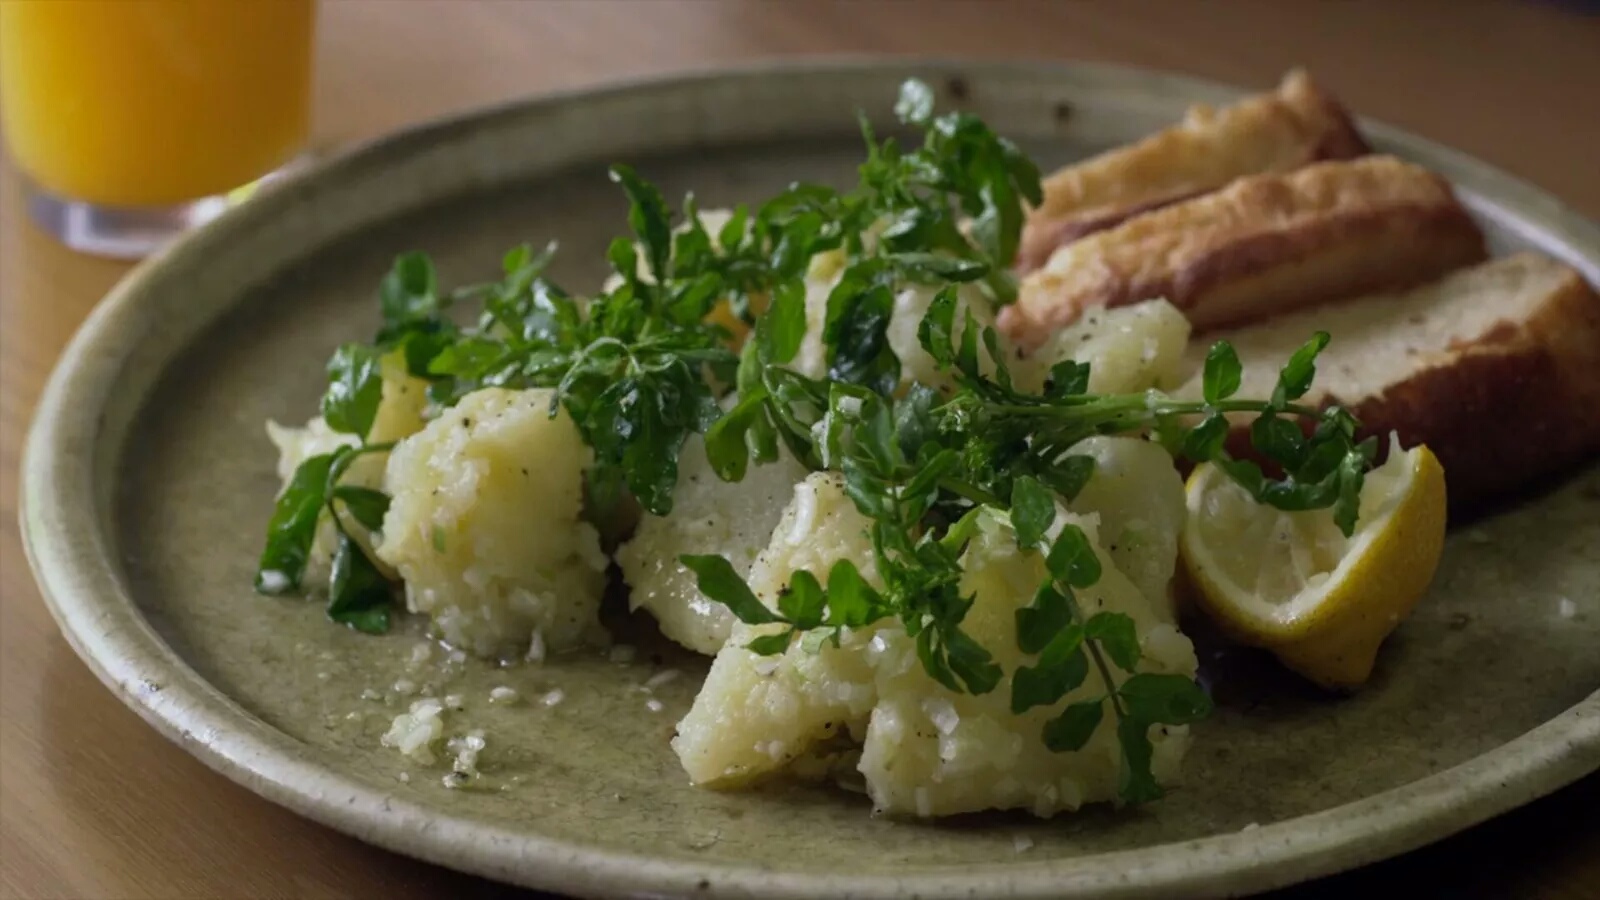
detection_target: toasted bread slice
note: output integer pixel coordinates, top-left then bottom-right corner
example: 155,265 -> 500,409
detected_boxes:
1001,155 -> 1487,349
1176,253 -> 1600,508
1017,70 -> 1369,273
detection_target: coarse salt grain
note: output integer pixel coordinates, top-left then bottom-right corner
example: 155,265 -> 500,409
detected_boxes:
1558,597 -> 1576,619
608,644 -> 637,664
392,678 -> 417,695
489,686 -> 519,704
408,642 -> 433,667
644,669 -> 681,692
443,694 -> 464,710
540,689 -> 566,707
525,630 -> 547,664
645,698 -> 664,713
1012,835 -> 1034,853
257,570 -> 291,593
398,772 -> 411,783
359,688 -> 382,702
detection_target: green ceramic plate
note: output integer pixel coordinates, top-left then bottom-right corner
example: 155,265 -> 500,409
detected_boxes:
21,61 -> 1600,899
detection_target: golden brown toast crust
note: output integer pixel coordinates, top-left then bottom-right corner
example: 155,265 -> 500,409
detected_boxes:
1017,69 -> 1368,272
1001,156 -> 1487,349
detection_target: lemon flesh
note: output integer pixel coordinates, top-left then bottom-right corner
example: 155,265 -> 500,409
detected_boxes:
1180,440 -> 1447,689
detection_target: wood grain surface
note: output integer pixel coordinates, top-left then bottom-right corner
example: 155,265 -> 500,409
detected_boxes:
2,2 -> 1597,898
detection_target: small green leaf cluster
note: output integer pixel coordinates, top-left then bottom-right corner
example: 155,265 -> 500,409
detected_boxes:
1008,479 -> 1211,803
1166,334 -> 1377,536
254,437 -> 395,634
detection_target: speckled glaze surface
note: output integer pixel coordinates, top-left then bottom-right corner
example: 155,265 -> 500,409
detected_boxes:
21,61 -> 1600,899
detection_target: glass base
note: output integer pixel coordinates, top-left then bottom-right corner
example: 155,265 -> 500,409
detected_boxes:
23,160 -> 305,260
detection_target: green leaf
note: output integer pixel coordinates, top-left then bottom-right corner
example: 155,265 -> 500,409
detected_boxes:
681,554 -> 780,624
894,382 -> 940,460
718,203 -> 750,251
1046,360 -> 1091,398
584,376 -> 688,516
1084,612 -> 1141,672
841,456 -> 894,521
255,453 -> 337,594
1011,642 -> 1088,713
916,286 -> 959,367
745,630 -> 794,656
1272,331 -> 1331,408
955,307 -> 981,379
1117,673 -> 1213,725
1202,341 -> 1242,405
379,252 -> 439,327
1015,583 -> 1072,654
1181,412 -> 1230,463
609,164 -> 673,284
332,486 -> 391,532
1010,476 -> 1056,551
981,327 -> 1013,390
777,570 -> 826,629
703,389 -> 767,483
894,78 -> 936,124
1117,716 -> 1165,804
1333,450 -> 1367,538
760,279 -> 808,364
1040,455 -> 1096,503
824,559 -> 885,628
327,532 -> 393,634
1042,699 -> 1105,752
824,280 -> 900,396
321,343 -> 384,438
888,252 -> 988,284
1046,524 -> 1101,588
943,626 -> 1002,695
1251,412 -> 1306,470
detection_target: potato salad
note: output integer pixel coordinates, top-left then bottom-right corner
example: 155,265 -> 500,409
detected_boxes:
255,80 -> 1385,815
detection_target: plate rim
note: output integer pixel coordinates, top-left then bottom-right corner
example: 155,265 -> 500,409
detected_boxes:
20,57 -> 1600,899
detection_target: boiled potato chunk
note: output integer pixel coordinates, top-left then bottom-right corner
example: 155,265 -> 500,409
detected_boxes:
376,388 -> 608,658
616,434 -> 809,655
673,470 -> 1199,817
672,473 -> 881,785
1066,436 -> 1188,622
1015,299 -> 1191,395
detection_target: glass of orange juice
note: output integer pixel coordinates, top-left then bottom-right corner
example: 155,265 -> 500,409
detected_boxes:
0,0 -> 316,258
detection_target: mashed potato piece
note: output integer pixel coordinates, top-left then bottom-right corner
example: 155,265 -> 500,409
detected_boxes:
1015,299 -> 1191,395
1067,436 -> 1187,622
673,468 -> 1198,817
672,474 -> 881,786
266,351 -> 430,586
616,435 -> 809,655
376,388 -> 608,658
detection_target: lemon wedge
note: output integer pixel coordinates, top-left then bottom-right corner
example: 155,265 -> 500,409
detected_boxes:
1179,438 -> 1447,689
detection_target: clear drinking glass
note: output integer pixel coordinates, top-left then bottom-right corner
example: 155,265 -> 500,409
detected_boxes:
0,0 -> 316,259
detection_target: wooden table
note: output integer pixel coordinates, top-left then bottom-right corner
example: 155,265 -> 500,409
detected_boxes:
3,2 -> 1597,897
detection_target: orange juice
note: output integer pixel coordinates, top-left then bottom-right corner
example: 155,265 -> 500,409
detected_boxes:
0,0 -> 315,207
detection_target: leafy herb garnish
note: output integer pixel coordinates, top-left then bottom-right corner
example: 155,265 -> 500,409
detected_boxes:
256,79 -> 1375,804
